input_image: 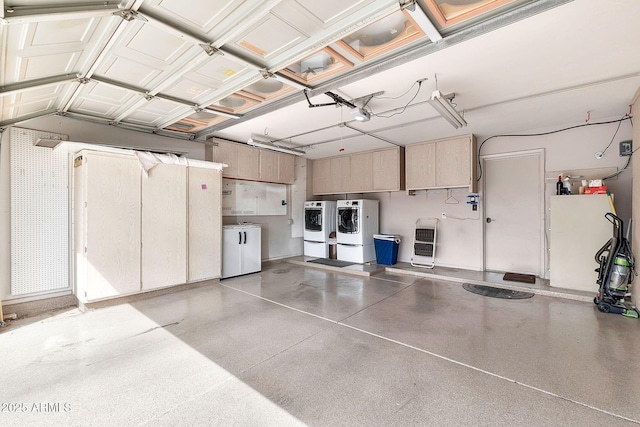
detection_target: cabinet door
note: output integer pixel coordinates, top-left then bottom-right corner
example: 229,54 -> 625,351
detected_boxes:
241,226 -> 261,275
330,156 -> 351,193
278,153 -> 295,184
436,137 -> 471,187
259,150 -> 279,182
350,152 -> 373,192
237,144 -> 260,180
213,141 -> 239,178
141,164 -> 187,290
222,228 -> 243,278
188,167 -> 222,281
83,153 -> 141,300
373,148 -> 400,191
312,158 -> 331,194
405,142 -> 436,189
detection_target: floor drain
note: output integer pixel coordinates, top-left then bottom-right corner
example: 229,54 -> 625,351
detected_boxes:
463,283 -> 534,299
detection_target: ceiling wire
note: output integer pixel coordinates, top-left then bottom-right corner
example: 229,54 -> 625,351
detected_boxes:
369,80 -> 424,119
476,115 -> 633,182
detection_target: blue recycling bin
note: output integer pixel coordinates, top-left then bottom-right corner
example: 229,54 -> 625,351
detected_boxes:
374,234 -> 400,265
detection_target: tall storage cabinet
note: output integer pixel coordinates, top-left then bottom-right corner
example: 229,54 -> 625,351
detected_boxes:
222,225 -> 261,279
141,164 -> 187,290
188,167 -> 222,281
74,149 -> 224,304
74,151 -> 142,301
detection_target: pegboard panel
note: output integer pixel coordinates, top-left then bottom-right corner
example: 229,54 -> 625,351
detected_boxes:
10,128 -> 70,296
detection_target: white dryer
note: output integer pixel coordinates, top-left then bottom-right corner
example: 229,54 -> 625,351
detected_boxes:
303,201 -> 336,258
336,199 -> 379,263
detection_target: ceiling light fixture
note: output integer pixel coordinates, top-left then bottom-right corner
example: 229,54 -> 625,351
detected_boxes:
351,107 -> 370,122
427,90 -> 467,128
247,135 -> 305,156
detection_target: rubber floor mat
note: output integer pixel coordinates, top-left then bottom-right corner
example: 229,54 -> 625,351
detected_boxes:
463,283 -> 534,299
503,272 -> 536,284
307,258 -> 354,268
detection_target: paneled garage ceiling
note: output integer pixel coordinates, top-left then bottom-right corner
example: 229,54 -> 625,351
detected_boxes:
1,0 -> 639,158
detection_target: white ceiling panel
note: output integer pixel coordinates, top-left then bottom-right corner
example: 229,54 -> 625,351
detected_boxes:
160,78 -> 216,104
294,0 -> 371,25
140,0 -> 257,39
5,96 -> 57,118
71,81 -> 139,117
98,55 -> 161,88
1,16 -> 113,85
125,98 -> 190,126
234,14 -> 306,59
187,55 -> 254,87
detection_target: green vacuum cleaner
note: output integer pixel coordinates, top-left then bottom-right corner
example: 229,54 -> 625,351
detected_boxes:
593,213 -> 639,318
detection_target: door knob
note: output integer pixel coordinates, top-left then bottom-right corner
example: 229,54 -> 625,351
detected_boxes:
486,217 -> 493,223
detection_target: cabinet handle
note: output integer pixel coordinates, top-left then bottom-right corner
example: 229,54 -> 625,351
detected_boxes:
238,231 -> 242,244
243,231 -> 247,244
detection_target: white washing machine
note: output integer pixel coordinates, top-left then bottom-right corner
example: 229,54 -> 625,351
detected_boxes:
336,199 -> 379,263
303,200 -> 336,258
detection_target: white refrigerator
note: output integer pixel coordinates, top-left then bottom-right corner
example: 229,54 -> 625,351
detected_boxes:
222,225 -> 261,279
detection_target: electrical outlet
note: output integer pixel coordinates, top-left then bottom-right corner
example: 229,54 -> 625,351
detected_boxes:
441,212 -> 446,219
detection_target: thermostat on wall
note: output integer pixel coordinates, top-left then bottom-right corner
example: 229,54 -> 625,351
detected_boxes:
619,140 -> 632,156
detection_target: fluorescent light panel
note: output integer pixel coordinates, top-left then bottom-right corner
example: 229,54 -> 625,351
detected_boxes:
247,136 -> 305,156
428,90 -> 467,128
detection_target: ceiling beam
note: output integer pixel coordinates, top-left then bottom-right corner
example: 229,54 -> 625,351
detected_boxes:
0,109 -> 57,128
0,74 -> 79,96
0,2 -> 120,24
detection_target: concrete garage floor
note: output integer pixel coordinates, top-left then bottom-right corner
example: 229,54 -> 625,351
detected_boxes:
2,261 -> 640,426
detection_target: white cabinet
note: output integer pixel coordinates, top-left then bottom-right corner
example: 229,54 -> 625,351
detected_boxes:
222,225 -> 261,279
550,195 -> 613,291
405,135 -> 477,192
74,151 -> 141,302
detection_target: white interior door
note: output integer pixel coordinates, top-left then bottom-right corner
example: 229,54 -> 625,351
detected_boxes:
483,150 -> 544,276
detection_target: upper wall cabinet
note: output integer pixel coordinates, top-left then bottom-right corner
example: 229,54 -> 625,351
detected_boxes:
312,147 -> 405,195
405,135 -> 477,192
208,140 -> 294,184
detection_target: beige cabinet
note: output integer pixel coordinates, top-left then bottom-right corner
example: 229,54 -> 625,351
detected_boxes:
141,164 -> 188,291
405,135 -> 477,192
373,148 -> 404,191
74,150 -> 223,304
330,156 -> 351,193
312,147 -> 404,195
74,151 -> 141,302
210,140 -> 259,180
277,153 -> 295,184
259,150 -> 295,184
313,158 -> 331,194
188,166 -> 222,282
209,140 -> 294,184
350,152 -> 373,191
